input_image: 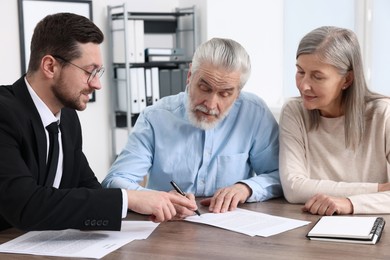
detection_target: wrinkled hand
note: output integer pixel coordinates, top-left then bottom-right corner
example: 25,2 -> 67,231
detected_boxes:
200,183 -> 251,213
378,182 -> 390,192
168,190 -> 198,219
302,193 -> 353,216
126,190 -> 197,222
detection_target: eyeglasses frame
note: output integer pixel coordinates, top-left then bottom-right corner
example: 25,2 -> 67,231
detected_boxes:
52,55 -> 105,84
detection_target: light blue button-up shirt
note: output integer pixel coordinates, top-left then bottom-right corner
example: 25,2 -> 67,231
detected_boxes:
103,91 -> 282,202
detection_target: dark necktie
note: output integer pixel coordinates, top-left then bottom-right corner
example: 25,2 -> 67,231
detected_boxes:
45,122 -> 59,187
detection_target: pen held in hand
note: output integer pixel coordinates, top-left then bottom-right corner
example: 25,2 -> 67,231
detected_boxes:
170,180 -> 201,216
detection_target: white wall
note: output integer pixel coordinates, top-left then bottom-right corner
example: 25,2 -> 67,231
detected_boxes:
283,0 -> 356,99
180,0 -> 285,121
0,1 -> 20,84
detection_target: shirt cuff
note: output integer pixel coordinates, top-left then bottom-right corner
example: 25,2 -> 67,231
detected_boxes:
121,189 -> 128,218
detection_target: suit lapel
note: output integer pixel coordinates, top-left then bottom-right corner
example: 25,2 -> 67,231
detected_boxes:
58,114 -> 74,188
30,119 -> 48,185
12,77 -> 48,185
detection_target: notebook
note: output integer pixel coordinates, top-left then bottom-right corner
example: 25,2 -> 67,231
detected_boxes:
307,216 -> 385,244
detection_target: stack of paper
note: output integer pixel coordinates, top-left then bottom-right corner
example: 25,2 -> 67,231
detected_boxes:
0,221 -> 159,259
185,208 -> 310,237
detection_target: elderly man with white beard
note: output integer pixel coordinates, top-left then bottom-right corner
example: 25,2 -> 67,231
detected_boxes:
102,38 -> 282,218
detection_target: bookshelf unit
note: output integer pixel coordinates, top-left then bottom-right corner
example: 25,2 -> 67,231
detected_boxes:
107,3 -> 197,159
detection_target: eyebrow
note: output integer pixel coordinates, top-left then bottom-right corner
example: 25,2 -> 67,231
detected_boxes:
199,78 -> 236,91
88,63 -> 103,69
295,64 -> 324,75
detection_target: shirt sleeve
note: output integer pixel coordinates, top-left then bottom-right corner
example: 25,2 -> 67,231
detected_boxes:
348,191 -> 390,214
121,189 -> 128,218
242,101 -> 282,202
102,111 -> 153,190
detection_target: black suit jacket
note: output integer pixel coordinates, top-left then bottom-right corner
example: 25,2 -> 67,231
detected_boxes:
0,77 -> 122,231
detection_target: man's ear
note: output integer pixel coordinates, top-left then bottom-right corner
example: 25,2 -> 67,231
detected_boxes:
186,63 -> 192,84
41,55 -> 57,79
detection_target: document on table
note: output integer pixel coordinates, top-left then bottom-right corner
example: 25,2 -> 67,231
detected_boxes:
185,208 -> 310,237
0,221 -> 158,259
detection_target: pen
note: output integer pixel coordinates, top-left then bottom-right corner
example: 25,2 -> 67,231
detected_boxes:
170,180 -> 201,216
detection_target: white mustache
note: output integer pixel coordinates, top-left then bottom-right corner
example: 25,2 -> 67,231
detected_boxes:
194,105 -> 219,116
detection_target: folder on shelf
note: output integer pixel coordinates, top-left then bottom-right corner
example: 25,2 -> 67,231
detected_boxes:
151,67 -> 160,104
129,68 -> 140,113
147,55 -> 184,62
112,19 -> 144,64
134,20 -> 145,63
307,216 -> 385,245
145,68 -> 153,106
159,69 -> 171,99
137,67 -> 147,111
170,69 -> 183,95
115,68 -> 127,112
145,48 -> 185,56
112,19 -> 136,63
116,67 -> 139,113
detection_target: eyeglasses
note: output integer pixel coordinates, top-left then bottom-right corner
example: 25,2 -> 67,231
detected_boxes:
52,55 -> 105,84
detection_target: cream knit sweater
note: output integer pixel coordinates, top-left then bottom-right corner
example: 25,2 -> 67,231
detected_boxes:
280,97 -> 390,214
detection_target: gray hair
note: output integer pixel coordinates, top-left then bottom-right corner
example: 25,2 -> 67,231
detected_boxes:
297,26 -> 384,149
190,38 -> 251,89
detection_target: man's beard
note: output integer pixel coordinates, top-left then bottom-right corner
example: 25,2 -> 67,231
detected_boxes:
186,93 -> 233,131
52,75 -> 91,111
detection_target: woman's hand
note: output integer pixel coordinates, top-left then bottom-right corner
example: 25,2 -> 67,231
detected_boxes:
302,193 -> 353,215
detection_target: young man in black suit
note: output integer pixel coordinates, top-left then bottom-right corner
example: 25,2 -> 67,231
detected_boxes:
0,12 -> 197,231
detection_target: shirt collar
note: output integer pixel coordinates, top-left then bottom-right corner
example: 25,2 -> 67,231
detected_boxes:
24,77 -> 61,127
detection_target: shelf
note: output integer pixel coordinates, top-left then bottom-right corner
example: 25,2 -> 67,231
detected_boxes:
112,11 -> 194,21
107,3 -> 197,161
113,60 -> 191,69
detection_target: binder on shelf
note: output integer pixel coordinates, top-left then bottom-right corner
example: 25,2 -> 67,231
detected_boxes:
134,20 -> 145,63
170,69 -> 183,95
147,55 -> 184,62
145,48 -> 185,56
306,216 -> 385,245
116,67 -> 139,113
112,19 -> 145,64
115,68 -> 127,112
151,67 -> 160,104
112,19 -> 136,63
145,68 -> 153,106
159,69 -> 171,99
137,67 -> 147,111
129,68 -> 140,113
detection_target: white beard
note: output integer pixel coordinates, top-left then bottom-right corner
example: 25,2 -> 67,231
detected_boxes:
185,92 -> 233,130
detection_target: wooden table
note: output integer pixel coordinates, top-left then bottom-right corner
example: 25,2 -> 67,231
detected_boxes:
1,198 -> 389,259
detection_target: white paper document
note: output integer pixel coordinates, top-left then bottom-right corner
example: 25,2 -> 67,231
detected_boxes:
0,221 -> 159,259
185,208 -> 310,237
